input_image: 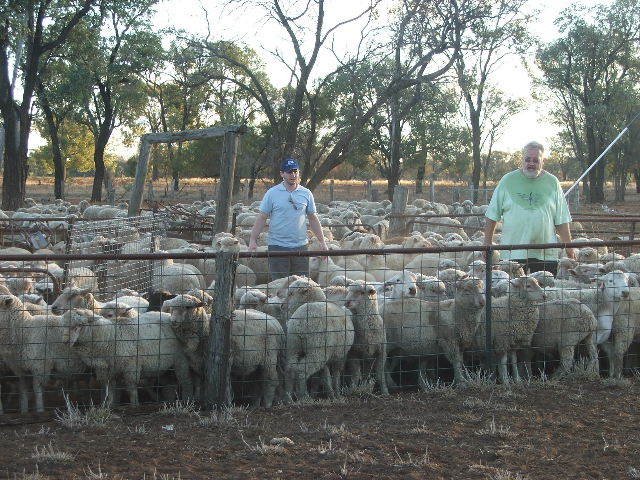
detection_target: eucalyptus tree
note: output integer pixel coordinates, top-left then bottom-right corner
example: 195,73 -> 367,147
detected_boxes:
537,0 -> 640,202
69,0 -> 162,201
454,0 -> 530,202
0,0 -> 97,209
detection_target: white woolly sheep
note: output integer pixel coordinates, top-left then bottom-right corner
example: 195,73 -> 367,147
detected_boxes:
63,308 -> 193,406
529,298 -> 598,377
475,276 -> 547,383
343,281 -> 388,394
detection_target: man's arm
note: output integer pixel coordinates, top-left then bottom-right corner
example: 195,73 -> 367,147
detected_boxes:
556,222 -> 577,259
484,218 -> 497,246
248,212 -> 268,251
307,213 -> 328,250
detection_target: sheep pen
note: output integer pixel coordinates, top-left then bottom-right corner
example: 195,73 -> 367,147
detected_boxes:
1,195 -> 640,478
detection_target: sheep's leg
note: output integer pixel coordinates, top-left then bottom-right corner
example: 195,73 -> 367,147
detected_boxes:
320,366 -> 335,399
174,361 -> 193,401
18,375 -> 29,414
32,376 -> 45,413
497,353 -> 509,384
346,358 -> 362,388
385,356 -> 401,388
554,346 -> 575,378
375,346 -> 389,395
441,342 -> 465,385
584,333 -> 599,375
509,351 -> 521,382
330,363 -> 343,396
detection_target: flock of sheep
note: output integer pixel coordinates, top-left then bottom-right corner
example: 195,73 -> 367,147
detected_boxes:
0,196 -> 639,414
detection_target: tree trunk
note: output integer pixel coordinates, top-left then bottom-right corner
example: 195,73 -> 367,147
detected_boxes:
37,82 -> 65,199
1,110 -> 28,210
386,96 -> 402,200
91,139 -> 107,202
469,110 -> 482,204
634,169 -> 640,193
415,164 -> 425,195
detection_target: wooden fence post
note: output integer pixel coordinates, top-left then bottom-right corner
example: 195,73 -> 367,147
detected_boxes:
204,251 -> 237,409
128,139 -> 152,216
388,186 -> 408,236
214,131 -> 240,234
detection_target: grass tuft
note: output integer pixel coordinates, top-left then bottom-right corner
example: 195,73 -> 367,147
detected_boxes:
54,391 -> 112,428
31,442 -> 75,463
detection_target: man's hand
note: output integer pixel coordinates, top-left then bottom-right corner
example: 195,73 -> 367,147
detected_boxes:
248,239 -> 258,252
565,247 -> 577,260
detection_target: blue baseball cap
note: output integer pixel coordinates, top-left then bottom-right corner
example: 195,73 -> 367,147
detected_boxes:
280,158 -> 300,172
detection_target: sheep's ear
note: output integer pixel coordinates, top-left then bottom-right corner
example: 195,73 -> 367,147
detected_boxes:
568,269 -> 578,277
367,287 -> 376,296
598,280 -> 605,291
598,266 -> 607,274
2,297 -> 12,307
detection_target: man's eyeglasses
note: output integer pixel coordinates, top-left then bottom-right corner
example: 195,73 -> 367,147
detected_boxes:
289,193 -> 300,210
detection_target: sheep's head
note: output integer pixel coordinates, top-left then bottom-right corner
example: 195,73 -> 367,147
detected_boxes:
568,264 -> 606,283
6,276 -> 34,295
61,309 -> 101,345
454,277 -> 485,308
214,236 -> 241,253
529,270 -> 555,288
239,289 -> 268,308
597,270 -> 630,301
0,294 -> 22,311
497,260 -> 525,278
185,289 -> 214,307
384,271 -> 417,299
163,294 -> 207,336
509,276 -> 546,302
51,286 -> 93,315
344,280 -> 378,311
416,274 -> 446,300
281,279 -> 325,316
143,289 -> 177,311
100,301 -> 135,321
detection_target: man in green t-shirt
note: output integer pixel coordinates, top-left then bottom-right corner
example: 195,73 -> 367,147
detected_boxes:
483,141 -> 576,275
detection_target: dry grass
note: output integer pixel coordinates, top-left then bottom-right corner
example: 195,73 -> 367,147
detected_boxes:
474,416 -> 517,439
158,399 -> 199,417
31,442 -> 75,463
54,391 -> 113,429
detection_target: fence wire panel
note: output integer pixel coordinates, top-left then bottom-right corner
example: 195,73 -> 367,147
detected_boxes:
66,214 -> 168,301
3,231 -> 640,414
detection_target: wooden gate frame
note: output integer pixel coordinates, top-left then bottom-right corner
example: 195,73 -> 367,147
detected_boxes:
128,125 -> 247,233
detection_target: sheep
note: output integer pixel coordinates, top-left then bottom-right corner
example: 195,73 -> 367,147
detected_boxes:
529,298 -> 598,377
557,257 -> 579,279
63,308 -> 193,406
51,286 -> 103,315
495,260 -> 525,278
601,286 -> 640,378
475,276 -> 547,383
282,281 -> 355,400
18,293 -> 49,314
144,289 -> 177,311
546,270 -> 630,346
567,263 -> 606,284
164,294 -> 285,407
343,281 -> 388,394
153,258 -> 205,294
0,295 -> 83,413
529,270 -> 556,288
437,268 -> 469,298
310,256 -> 376,286
433,277 -> 486,384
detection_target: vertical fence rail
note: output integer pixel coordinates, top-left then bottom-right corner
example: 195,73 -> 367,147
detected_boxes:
204,251 -> 237,409
484,247 -> 493,373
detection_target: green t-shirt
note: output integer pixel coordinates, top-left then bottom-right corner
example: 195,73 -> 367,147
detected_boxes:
485,170 -> 572,261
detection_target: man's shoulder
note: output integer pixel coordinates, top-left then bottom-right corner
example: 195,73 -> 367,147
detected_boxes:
295,185 -> 314,196
265,183 -> 285,195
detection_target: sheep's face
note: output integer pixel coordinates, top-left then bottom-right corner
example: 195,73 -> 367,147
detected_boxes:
455,278 -> 485,308
569,264 -> 606,283
416,276 -> 446,300
509,276 -> 546,302
557,258 -> 579,279
529,271 -> 555,288
345,282 -> 377,311
100,303 -> 134,321
0,294 -> 21,311
598,270 -> 630,301
215,237 -> 240,253
239,289 -> 267,308
384,272 -> 417,299
164,295 -> 206,334
51,287 -> 92,314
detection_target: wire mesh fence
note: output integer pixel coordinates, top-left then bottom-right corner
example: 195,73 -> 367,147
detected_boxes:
1,228 -> 640,414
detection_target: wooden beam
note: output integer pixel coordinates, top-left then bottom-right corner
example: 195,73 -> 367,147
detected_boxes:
128,139 -> 152,216
214,131 -> 240,233
143,125 -> 243,144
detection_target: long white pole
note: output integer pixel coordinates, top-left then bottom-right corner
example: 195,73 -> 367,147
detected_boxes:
564,110 -> 640,197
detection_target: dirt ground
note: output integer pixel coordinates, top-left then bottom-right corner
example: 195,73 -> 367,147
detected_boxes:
1,379 -> 640,479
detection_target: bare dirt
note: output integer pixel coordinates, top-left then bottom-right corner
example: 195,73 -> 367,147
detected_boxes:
1,379 -> 640,479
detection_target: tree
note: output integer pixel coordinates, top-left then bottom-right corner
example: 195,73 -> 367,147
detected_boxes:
70,0 -> 162,201
454,0 -> 530,202
0,0 -> 96,209
537,0 -> 640,203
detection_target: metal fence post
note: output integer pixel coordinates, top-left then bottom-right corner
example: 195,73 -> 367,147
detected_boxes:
204,251 -> 237,409
483,246 -> 493,374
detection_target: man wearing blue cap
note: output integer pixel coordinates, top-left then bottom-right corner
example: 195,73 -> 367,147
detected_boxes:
248,158 -> 328,280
